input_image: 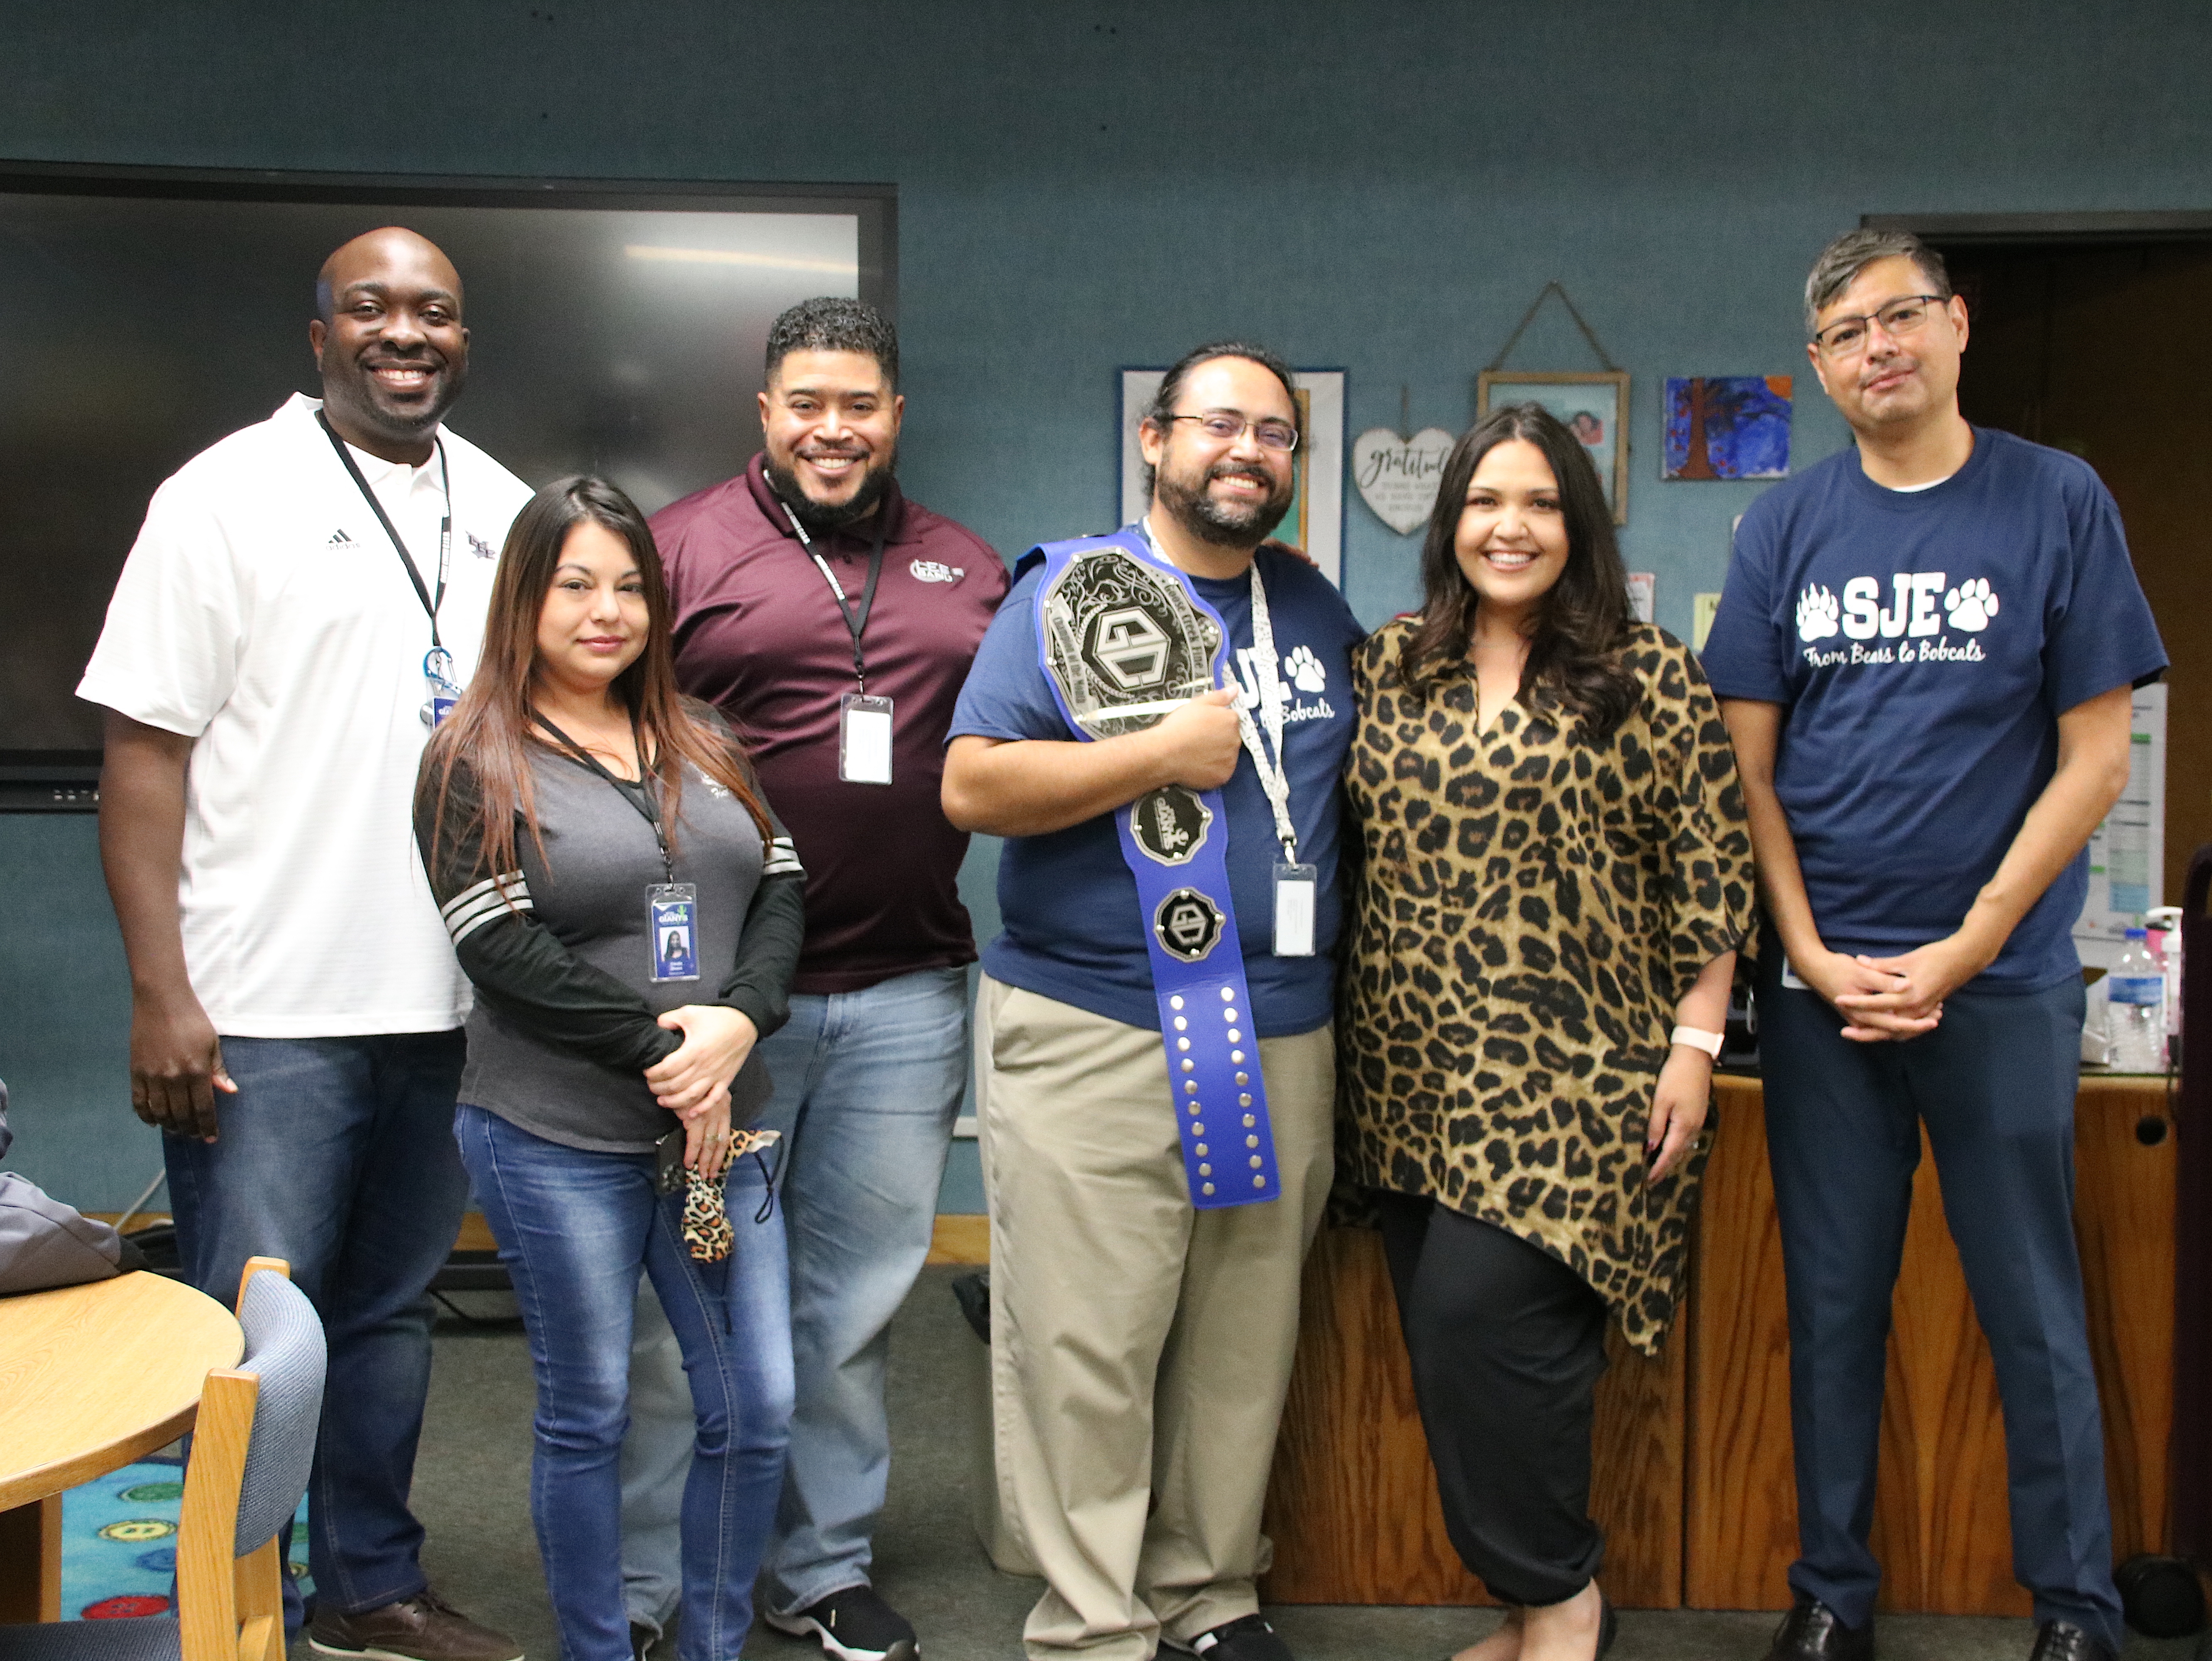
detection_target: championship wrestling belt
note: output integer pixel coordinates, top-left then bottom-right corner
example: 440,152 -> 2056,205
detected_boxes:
1030,527 -> 1280,1210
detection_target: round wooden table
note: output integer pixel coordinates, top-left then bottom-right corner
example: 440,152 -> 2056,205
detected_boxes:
0,1271 -> 242,1622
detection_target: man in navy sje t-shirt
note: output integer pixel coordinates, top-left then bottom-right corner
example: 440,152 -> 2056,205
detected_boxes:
1703,230 -> 2165,1661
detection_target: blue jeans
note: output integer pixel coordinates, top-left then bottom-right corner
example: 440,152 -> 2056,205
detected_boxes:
621,967 -> 966,1627
164,1031 -> 470,1622
1761,949 -> 2122,1652
457,1105 -> 793,1661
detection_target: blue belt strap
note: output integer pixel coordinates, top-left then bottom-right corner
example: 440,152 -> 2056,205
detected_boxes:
1030,528 -> 1280,1210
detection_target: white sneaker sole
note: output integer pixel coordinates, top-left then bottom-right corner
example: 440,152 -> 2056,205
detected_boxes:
760,1610 -> 916,1661
308,1637 -> 523,1661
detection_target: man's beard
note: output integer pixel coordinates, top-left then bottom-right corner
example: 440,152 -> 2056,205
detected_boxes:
1154,458 -> 1294,548
766,450 -> 896,535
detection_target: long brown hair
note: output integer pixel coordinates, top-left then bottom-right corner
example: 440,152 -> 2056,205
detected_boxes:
1397,402 -> 1640,741
422,475 -> 771,881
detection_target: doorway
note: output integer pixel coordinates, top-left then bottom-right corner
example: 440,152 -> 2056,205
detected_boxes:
1929,237 -> 2212,904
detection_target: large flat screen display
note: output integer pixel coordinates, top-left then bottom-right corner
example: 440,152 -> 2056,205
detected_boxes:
0,163 -> 894,791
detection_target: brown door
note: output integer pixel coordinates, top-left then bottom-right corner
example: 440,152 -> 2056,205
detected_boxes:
1943,240 -> 2212,904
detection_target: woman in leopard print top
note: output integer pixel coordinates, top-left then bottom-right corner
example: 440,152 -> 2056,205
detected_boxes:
1339,404 -> 1752,1659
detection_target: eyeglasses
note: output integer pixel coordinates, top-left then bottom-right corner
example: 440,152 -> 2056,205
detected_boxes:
1159,412 -> 1300,453
1812,294 -> 1950,357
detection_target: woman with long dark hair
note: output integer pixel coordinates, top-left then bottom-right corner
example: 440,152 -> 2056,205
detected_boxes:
1339,406 -> 1752,1660
414,475 -> 804,1661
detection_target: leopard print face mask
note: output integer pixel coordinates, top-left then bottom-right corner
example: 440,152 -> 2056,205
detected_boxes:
680,1127 -> 782,1263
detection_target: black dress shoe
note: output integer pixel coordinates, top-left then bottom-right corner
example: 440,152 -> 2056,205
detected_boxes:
1763,1595 -> 1874,1661
2028,1621 -> 2115,1661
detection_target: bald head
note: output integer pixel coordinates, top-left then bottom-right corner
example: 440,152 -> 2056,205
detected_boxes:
309,227 -> 470,464
316,227 -> 462,324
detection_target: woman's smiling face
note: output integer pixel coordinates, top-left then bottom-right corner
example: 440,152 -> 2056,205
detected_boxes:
1453,437 -> 1570,624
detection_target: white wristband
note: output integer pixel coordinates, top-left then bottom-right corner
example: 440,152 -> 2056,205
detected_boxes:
1670,1024 -> 1725,1059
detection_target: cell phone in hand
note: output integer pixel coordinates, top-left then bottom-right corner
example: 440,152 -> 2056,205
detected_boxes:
655,1124 -> 685,1195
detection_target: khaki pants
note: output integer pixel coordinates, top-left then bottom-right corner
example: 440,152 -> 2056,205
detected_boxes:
976,975 -> 1335,1660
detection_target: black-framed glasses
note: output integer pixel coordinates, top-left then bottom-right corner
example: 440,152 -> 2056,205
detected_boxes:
1160,412 -> 1300,453
1812,293 -> 1950,356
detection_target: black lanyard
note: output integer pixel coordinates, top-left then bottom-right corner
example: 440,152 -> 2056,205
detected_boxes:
776,496 -> 888,693
531,711 -> 673,882
318,409 -> 453,651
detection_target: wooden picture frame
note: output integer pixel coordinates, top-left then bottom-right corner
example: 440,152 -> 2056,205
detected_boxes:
1477,368 -> 1631,525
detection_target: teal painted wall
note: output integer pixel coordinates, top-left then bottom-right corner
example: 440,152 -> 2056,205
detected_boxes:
3,1 -> 2209,1207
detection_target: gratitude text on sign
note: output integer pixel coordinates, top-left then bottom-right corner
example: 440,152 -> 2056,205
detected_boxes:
1351,427 -> 1456,535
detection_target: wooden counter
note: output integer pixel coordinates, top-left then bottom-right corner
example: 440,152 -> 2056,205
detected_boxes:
1259,1073 -> 2174,1612
1686,1072 -> 2173,1615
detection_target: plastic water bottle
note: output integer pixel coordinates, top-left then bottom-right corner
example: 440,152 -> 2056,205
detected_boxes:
2107,926 -> 2168,1073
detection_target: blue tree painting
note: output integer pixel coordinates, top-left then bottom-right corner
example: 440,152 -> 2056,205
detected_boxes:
1664,375 -> 1792,479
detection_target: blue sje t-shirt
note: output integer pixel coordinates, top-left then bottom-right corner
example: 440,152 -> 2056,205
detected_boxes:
1701,428 -> 2166,991
949,539 -> 1365,1036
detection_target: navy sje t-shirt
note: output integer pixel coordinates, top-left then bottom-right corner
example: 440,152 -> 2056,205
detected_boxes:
1700,428 -> 2166,990
949,538 -> 1365,1036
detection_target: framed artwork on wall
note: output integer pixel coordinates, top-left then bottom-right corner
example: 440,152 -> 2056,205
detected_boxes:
1119,366 -> 1347,586
1476,368 -> 1630,524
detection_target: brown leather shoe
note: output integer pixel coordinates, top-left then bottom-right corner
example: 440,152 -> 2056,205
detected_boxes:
308,1588 -> 524,1661
2026,1621 -> 2115,1661
1763,1595 -> 1874,1661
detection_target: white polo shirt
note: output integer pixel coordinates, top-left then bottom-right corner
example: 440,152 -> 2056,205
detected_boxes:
78,393 -> 533,1036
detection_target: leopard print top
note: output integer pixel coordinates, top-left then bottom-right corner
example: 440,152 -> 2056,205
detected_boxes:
1339,620 -> 1752,1354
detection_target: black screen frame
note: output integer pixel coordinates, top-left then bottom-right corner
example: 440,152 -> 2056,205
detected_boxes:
0,160 -> 897,810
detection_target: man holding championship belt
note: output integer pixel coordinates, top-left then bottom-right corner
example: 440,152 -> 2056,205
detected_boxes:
943,342 -> 1363,1661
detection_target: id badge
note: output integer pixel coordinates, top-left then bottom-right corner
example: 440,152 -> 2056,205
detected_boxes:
839,693 -> 894,785
648,883 -> 701,982
1272,862 -> 1318,957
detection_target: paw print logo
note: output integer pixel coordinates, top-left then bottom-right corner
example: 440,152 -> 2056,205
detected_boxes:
1795,584 -> 1841,642
1944,577 -> 1999,632
1282,644 -> 1328,693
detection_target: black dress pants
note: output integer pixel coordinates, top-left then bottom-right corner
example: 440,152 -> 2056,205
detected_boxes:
1375,1191 -> 1610,1607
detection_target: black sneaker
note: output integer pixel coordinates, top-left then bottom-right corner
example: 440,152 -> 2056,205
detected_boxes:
1168,1613 -> 1293,1661
764,1585 -> 919,1661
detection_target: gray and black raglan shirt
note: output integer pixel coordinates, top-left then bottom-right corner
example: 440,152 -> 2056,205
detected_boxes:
416,730 -> 805,1154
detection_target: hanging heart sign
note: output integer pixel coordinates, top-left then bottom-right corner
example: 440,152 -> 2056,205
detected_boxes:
1351,426 -> 1456,536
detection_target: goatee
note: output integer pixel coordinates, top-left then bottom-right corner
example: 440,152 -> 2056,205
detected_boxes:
766,456 -> 895,535
1155,462 -> 1293,548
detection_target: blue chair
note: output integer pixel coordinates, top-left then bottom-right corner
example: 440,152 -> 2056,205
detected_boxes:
0,1257 -> 327,1661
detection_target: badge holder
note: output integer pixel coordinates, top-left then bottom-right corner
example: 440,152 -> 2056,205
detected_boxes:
1272,862 -> 1318,957
421,647 -> 462,729
839,692 -> 894,785
648,883 -> 701,982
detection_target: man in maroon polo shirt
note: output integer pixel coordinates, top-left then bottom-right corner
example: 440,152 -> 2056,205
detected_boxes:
615,298 -> 1005,1661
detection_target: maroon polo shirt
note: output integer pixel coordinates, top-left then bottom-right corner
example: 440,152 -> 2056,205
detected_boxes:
653,453 -> 1009,994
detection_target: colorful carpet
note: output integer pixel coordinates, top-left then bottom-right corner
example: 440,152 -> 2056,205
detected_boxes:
61,1452 -> 311,1620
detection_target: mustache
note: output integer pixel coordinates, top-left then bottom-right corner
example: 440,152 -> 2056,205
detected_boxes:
1208,462 -> 1274,485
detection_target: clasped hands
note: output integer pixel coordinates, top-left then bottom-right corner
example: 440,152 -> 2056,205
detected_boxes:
1796,933 -> 1992,1043
646,1005 -> 759,1178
